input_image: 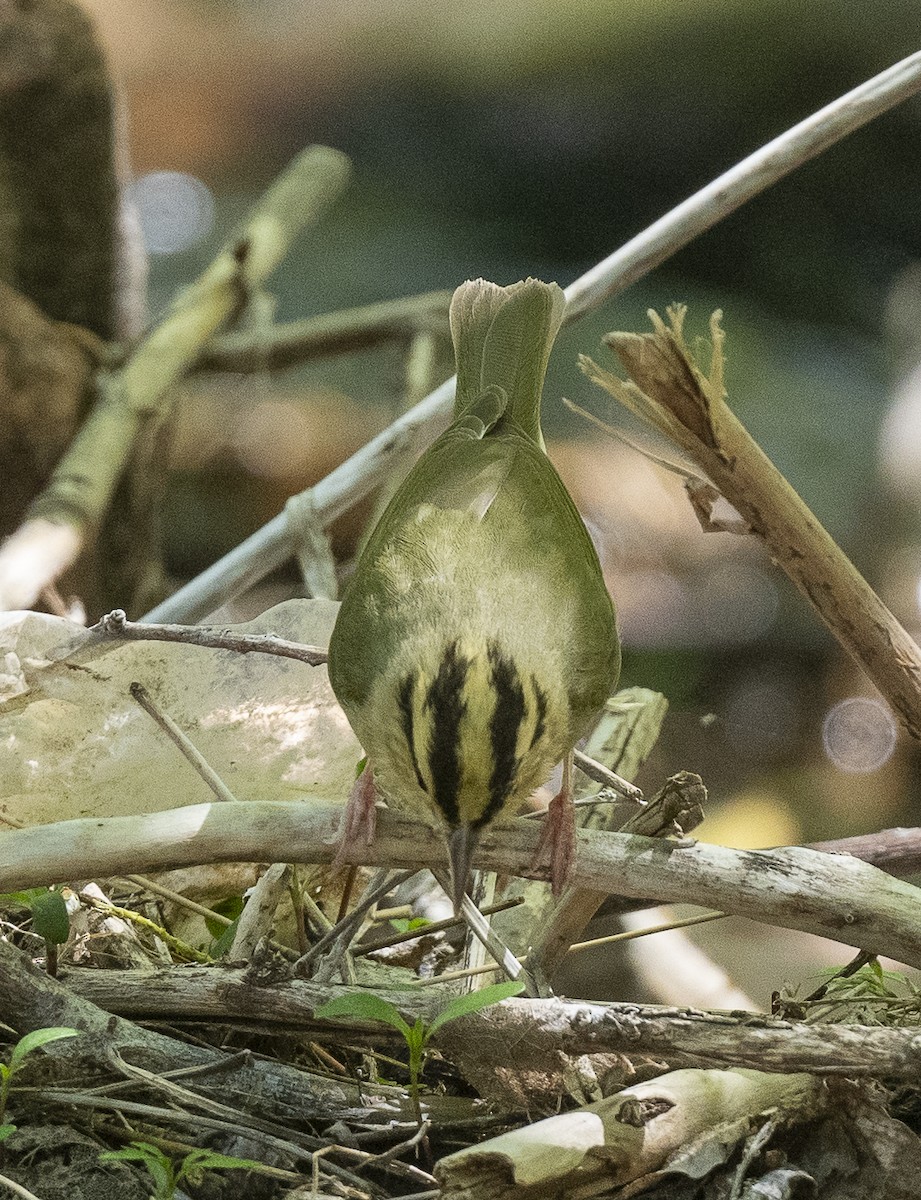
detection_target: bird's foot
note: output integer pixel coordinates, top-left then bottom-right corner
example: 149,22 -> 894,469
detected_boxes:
529,760 -> 575,896
332,760 -> 378,866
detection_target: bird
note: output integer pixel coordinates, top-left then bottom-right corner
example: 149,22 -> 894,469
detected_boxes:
327,277 -> 620,911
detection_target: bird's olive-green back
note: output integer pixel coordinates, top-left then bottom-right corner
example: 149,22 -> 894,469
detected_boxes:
328,277 -> 619,746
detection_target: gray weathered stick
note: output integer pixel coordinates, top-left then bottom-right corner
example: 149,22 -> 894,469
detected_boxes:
5,801 -> 921,968
144,51 -> 921,622
63,963 -> 921,1082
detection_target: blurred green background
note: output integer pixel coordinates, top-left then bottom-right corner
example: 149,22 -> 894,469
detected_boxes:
86,0 -> 921,997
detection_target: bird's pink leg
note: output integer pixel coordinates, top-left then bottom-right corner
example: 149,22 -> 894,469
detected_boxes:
333,760 -> 378,866
529,752 -> 575,895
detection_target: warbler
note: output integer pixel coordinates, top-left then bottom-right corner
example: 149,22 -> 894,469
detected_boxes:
327,277 -> 620,910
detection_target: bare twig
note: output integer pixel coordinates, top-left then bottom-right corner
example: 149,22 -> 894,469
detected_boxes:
198,290 -> 451,373
356,896 -> 524,956
572,748 -> 643,801
5,801 -> 921,968
0,145 -> 351,613
0,1172 -> 43,1200
129,680 -> 240,804
88,608 -> 327,666
144,52 -> 921,623
618,905 -> 756,1011
562,51 -> 921,321
568,908 -> 728,954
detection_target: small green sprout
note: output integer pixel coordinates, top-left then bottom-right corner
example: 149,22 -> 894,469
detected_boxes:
100,1142 -> 262,1200
316,980 -> 524,1122
0,1027 -> 80,1135
0,889 -> 70,975
389,917 -> 431,933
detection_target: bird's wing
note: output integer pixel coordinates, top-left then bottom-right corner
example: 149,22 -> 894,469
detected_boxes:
361,402 -> 520,558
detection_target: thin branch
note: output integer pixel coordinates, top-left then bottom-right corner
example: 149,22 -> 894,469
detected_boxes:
143,51 -> 921,623
86,608 -> 327,666
198,290 -> 451,373
0,1172 -> 43,1200
806,827 -> 921,877
5,801 -> 921,969
561,50 -> 921,321
355,896 -> 524,956
572,747 -> 643,800
0,145 -> 351,613
143,376 -> 456,622
129,681 -> 239,804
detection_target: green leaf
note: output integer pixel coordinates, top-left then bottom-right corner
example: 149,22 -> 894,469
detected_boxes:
426,981 -> 525,1038
176,1148 -> 262,1186
316,993 -> 412,1040
0,1124 -> 16,1142
0,889 -> 48,907
31,890 -> 70,945
9,1027 -> 79,1073
209,914 -> 241,958
100,1143 -> 175,1198
390,917 -> 430,933
205,895 -> 245,941
404,1016 -> 426,1055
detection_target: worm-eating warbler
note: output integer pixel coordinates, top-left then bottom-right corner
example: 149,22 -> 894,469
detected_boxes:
327,277 -> 620,908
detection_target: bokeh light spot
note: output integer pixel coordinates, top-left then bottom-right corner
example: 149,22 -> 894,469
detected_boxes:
723,674 -> 799,761
822,697 -> 897,774
697,563 -> 779,645
129,171 -> 215,255
232,399 -> 314,478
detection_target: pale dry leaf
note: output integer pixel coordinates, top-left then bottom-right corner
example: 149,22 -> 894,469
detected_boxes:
0,599 -> 359,827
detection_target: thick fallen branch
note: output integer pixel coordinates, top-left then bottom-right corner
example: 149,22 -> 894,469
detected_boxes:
0,935 -> 405,1124
62,964 -> 921,1082
5,801 -> 921,967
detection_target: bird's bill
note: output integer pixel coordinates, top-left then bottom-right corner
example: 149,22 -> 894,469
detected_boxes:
448,825 -> 480,914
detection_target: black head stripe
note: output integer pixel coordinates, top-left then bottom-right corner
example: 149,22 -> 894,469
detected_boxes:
481,641 -> 526,826
398,673 -> 428,793
530,676 -> 548,749
426,642 -> 469,825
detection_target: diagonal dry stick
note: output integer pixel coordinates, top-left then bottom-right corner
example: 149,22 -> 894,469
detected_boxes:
0,145 -> 351,613
143,50 -> 921,622
582,307 -> 921,741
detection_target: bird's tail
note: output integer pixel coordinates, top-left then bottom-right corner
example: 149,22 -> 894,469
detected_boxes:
449,277 -> 565,447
